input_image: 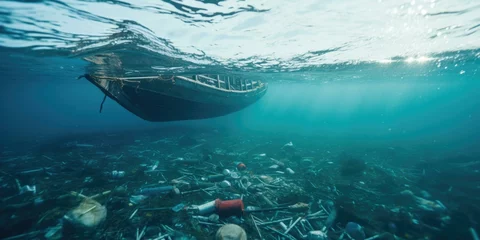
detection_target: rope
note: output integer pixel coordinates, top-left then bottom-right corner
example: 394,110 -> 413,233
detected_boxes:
99,95 -> 107,113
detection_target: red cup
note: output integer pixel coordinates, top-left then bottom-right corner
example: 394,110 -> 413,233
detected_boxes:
215,199 -> 244,218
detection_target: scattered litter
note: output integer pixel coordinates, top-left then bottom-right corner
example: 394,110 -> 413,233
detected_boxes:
0,130 -> 463,239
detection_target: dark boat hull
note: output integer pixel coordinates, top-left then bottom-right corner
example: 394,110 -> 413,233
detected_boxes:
84,74 -> 267,122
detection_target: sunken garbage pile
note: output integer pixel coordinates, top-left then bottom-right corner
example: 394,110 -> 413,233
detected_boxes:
0,133 -> 474,240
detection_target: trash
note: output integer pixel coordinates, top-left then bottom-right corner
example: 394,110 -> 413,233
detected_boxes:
139,186 -> 180,196
171,157 -> 200,165
256,192 -> 276,207
244,202 -> 309,214
245,206 -> 261,212
106,170 -> 125,178
282,141 -> 295,152
207,174 -> 226,182
196,200 -> 217,215
136,225 -> 147,240
44,222 -> 63,240
114,185 -> 127,194
324,204 -> 337,229
208,214 -> 220,223
83,177 -> 93,183
284,217 -> 302,234
219,180 -> 231,188
215,199 -> 244,218
215,224 -> 247,240
151,161 -> 160,171
258,175 -> 274,183
63,198 -> 107,229
420,190 -> 432,199
129,209 -> 139,220
253,153 -> 267,160
19,184 -> 36,195
400,189 -> 447,212
172,203 -> 186,212
15,179 -> 36,195
301,158 -> 314,167
236,162 -> 247,171
345,222 -> 366,240
222,169 -> 231,176
130,195 -> 148,205
269,164 -> 280,169
0,130 -> 465,239
270,158 -> 286,168
18,167 -> 51,175
307,230 -> 327,240
251,214 -> 263,239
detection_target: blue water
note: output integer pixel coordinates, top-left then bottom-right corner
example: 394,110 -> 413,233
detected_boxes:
2,47 -> 478,156
0,0 -> 479,167
1,0 -> 480,239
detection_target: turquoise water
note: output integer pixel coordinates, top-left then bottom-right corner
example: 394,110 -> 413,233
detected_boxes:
1,0 -> 480,239
1,0 -> 479,178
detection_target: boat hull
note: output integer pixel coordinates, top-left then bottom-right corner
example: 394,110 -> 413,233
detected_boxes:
84,74 -> 267,122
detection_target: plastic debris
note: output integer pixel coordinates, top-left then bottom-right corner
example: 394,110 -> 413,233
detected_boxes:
19,184 -> 36,195
172,203 -> 186,213
236,162 -> 247,171
400,189 -> 447,212
195,200 -> 217,215
83,177 -> 93,183
282,141 -> 294,150
63,198 -> 107,229
0,131 -> 461,240
222,169 -> 231,176
208,214 -> 220,223
139,185 -> 179,195
215,224 -> 247,240
215,199 -> 244,218
345,222 -> 366,240
307,230 -> 328,240
15,179 -> 36,195
44,222 -> 63,240
207,174 -> 225,182
113,170 -> 125,178
219,180 -> 231,188
130,195 -> 148,205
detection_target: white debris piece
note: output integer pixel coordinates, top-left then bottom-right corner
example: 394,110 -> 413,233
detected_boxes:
269,164 -> 279,169
19,185 -> 36,195
219,180 -> 231,188
63,198 -> 107,229
215,224 -> 247,240
307,230 -> 328,240
283,142 -> 294,148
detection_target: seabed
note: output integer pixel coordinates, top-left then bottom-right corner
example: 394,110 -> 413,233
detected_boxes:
0,126 -> 478,240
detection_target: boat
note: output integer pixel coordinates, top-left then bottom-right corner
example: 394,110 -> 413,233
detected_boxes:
79,73 -> 268,122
